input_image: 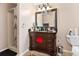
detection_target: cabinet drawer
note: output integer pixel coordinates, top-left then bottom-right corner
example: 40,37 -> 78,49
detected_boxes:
47,39 -> 54,42
47,35 -> 56,39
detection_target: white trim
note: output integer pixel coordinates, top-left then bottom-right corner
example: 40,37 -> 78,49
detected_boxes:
9,47 -> 17,52
18,49 -> 29,56
0,48 -> 8,52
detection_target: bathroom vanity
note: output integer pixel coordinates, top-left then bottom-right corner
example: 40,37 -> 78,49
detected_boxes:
28,8 -> 57,56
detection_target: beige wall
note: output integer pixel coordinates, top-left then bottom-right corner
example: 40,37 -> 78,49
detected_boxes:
51,3 -> 79,50
19,3 -> 36,54
0,4 -> 8,50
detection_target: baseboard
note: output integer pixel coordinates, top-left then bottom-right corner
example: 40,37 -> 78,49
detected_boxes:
0,48 -> 8,52
9,47 -> 17,53
18,49 -> 29,56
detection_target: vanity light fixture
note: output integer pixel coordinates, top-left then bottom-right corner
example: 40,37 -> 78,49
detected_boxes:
37,3 -> 52,12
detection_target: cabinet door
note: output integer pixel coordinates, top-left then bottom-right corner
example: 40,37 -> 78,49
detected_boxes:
29,32 -> 36,50
29,32 -> 57,55
34,33 -> 48,52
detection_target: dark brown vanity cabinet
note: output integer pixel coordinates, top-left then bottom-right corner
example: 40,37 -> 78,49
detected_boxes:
29,31 -> 57,56
28,8 -> 57,56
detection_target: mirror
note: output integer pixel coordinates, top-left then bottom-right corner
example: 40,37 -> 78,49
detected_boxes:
35,8 -> 57,32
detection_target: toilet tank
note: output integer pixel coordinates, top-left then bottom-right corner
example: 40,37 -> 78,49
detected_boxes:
67,35 -> 79,46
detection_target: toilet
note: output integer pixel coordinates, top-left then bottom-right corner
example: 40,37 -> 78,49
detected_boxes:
67,35 -> 79,56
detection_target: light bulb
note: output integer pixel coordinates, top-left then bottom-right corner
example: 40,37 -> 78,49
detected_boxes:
37,8 -> 41,11
42,7 -> 45,11
47,6 -> 50,10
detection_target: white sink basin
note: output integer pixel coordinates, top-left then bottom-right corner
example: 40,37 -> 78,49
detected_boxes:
67,35 -> 79,46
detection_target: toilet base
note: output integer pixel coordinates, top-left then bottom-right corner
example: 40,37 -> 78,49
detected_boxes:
72,46 -> 79,56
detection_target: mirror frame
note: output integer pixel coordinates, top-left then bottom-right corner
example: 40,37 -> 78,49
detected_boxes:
35,8 -> 57,32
